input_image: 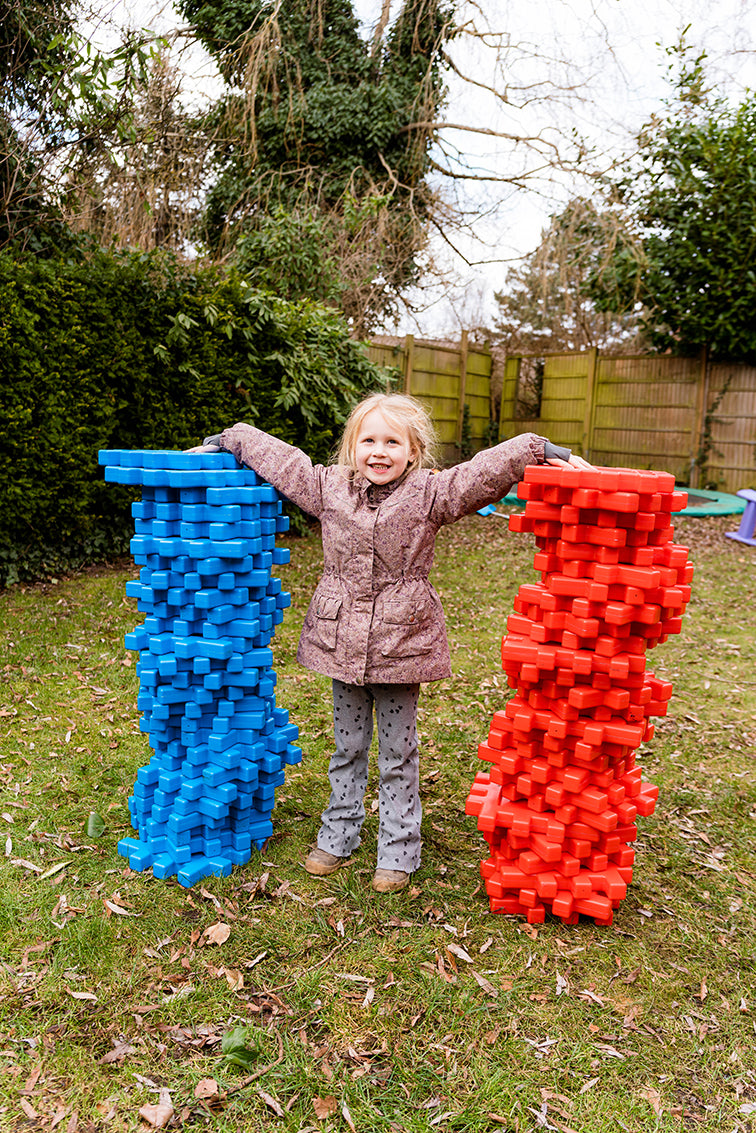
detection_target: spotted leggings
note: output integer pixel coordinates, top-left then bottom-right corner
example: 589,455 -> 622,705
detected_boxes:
316,680 -> 421,872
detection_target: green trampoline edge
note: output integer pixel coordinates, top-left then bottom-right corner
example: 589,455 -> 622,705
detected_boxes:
498,487 -> 748,518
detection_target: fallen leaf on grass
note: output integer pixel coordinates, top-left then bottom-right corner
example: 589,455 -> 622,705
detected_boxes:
39,862 -> 69,881
580,1078 -> 599,1094
471,970 -> 498,997
640,1086 -> 662,1116
103,899 -> 139,917
86,812 -> 105,838
224,968 -> 244,991
66,988 -> 98,1002
258,1089 -> 284,1117
341,1101 -> 356,1132
202,922 -> 231,946
99,1042 -> 134,1064
20,1099 -> 38,1119
11,858 -> 42,873
446,942 -> 474,964
313,1096 -> 338,1121
139,1088 -> 173,1128
220,1025 -> 259,1071
194,1079 -> 220,1100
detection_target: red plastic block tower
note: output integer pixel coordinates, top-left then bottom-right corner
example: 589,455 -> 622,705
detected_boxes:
465,465 -> 693,925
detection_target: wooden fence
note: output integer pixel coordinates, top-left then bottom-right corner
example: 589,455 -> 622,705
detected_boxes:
362,336 -> 756,492
501,349 -> 756,493
364,333 -> 493,464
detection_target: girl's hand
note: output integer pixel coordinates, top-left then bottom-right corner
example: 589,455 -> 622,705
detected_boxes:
185,433 -> 223,454
546,453 -> 593,469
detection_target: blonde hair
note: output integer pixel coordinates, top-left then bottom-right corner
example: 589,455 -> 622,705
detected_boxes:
337,393 -> 438,472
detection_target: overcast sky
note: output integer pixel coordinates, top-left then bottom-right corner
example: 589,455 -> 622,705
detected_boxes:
92,0 -> 756,335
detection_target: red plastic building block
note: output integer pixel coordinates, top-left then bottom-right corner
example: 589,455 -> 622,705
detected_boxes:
466,465 -> 693,925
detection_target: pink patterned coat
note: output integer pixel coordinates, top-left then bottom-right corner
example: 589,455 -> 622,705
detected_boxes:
219,424 -> 546,686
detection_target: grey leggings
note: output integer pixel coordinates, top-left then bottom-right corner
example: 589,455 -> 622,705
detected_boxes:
316,680 -> 421,872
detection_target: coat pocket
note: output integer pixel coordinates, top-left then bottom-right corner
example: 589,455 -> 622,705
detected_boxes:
312,595 -> 342,651
378,593 -> 434,657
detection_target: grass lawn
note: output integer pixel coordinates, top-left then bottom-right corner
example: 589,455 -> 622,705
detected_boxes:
1,512 -> 754,1132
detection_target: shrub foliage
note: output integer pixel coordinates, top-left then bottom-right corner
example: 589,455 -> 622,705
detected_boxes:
0,248 -> 383,587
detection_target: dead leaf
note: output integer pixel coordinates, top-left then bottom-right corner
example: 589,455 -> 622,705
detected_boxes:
103,899 -> 138,917
20,1099 -> 39,1119
471,970 -> 499,997
202,922 -> 231,946
224,968 -> 244,991
556,971 -> 569,996
194,1079 -> 220,1100
518,923 -> 539,940
66,988 -> 97,1002
446,942 -> 474,964
313,1096 -> 338,1120
99,1042 -> 134,1064
580,1078 -> 599,1094
39,861 -> 69,881
139,1088 -> 174,1128
341,1101 -> 357,1132
22,1065 -> 42,1094
640,1086 -> 663,1116
11,858 -> 42,873
258,1090 -> 284,1117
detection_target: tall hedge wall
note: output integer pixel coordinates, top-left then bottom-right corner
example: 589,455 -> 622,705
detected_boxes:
0,250 -> 384,587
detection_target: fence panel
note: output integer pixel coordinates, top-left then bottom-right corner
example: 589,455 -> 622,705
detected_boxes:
707,363 -> 756,489
589,355 -> 702,483
497,348 -> 756,491
362,334 -> 493,463
366,339 -> 756,489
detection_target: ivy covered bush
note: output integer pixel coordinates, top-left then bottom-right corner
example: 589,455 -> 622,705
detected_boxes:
0,249 -> 384,587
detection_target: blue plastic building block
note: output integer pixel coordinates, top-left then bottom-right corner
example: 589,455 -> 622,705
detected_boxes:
98,448 -> 300,886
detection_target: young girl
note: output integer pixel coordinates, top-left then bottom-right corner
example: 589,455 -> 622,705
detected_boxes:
195,394 -> 590,892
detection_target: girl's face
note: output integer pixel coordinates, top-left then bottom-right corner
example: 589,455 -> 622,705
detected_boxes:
354,408 -> 416,485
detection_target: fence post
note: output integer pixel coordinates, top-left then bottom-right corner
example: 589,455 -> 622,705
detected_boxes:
403,334 -> 414,395
690,346 -> 709,487
456,331 -> 469,450
582,347 -> 599,459
499,357 -> 521,441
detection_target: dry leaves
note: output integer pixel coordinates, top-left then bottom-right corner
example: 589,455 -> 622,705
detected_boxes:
194,1078 -> 220,1101
313,1095 -> 338,1120
471,970 -> 498,998
139,1088 -> 173,1128
202,922 -> 231,946
257,1089 -> 284,1117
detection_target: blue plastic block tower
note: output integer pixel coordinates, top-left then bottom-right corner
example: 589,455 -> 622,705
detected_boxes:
98,449 -> 302,887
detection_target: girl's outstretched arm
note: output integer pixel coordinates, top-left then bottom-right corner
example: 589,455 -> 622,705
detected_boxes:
189,424 -> 327,519
428,434 -> 592,525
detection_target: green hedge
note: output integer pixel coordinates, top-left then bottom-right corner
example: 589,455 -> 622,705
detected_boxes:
0,250 -> 384,587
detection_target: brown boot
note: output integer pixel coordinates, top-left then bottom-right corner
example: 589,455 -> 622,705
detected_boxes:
372,869 -> 410,893
304,847 -> 350,877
